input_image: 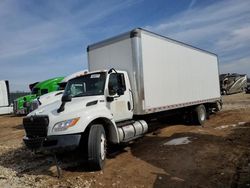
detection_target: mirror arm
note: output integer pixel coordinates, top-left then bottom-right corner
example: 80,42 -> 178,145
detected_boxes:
106,93 -> 122,102
57,102 -> 65,113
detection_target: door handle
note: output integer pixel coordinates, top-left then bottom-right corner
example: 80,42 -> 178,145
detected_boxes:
127,101 -> 131,111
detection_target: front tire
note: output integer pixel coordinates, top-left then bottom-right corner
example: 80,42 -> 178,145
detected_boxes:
88,124 -> 106,170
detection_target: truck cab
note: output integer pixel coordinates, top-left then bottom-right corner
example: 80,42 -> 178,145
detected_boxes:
14,77 -> 64,115
23,70 -> 147,170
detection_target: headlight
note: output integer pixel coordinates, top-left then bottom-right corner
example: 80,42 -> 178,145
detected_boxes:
53,117 -> 80,132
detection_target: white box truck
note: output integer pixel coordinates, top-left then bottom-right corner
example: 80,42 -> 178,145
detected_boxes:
0,80 -> 13,115
23,28 -> 221,170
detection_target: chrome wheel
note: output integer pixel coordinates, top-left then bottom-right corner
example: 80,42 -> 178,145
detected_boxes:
100,133 -> 106,161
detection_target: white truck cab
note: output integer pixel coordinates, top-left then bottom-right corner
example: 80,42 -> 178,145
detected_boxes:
24,70 -> 147,170
23,28 -> 221,170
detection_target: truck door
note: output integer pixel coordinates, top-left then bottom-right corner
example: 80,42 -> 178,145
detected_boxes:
107,73 -> 133,122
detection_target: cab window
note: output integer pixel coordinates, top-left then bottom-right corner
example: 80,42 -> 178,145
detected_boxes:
41,89 -> 48,95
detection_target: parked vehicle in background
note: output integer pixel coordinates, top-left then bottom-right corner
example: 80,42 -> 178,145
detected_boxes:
13,77 -> 64,115
0,80 -> 13,115
220,73 -> 247,95
246,78 -> 250,94
30,70 -> 88,112
23,28 -> 221,170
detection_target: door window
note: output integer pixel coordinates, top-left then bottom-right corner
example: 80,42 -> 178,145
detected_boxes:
108,73 -> 126,95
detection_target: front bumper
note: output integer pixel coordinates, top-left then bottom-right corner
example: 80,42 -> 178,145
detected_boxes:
23,134 -> 81,152
14,108 -> 27,115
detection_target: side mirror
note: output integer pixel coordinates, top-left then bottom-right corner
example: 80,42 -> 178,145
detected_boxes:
106,88 -> 124,103
62,95 -> 72,102
117,88 -> 124,96
108,85 -> 117,96
106,96 -> 114,102
58,95 -> 71,113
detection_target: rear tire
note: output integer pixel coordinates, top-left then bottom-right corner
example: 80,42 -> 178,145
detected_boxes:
222,89 -> 227,95
88,124 -> 106,170
215,101 -> 222,112
194,105 -> 206,125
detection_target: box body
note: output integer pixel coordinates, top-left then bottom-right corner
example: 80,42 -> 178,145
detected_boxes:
88,28 -> 221,115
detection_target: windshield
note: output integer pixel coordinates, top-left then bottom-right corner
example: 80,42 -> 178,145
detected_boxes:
31,88 -> 39,95
64,72 -> 106,98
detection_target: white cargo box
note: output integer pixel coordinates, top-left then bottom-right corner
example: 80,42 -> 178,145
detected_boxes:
88,28 -> 221,115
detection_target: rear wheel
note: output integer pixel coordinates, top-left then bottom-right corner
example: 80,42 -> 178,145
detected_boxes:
222,89 -> 227,95
194,105 -> 206,125
88,124 -> 106,170
215,101 -> 222,112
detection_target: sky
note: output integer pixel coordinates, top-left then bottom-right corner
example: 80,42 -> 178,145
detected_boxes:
0,0 -> 249,91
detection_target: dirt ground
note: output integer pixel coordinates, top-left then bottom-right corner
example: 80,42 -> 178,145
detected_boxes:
0,93 -> 250,188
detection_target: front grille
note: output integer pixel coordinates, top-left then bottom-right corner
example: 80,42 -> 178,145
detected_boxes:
23,115 -> 49,137
30,101 -> 39,112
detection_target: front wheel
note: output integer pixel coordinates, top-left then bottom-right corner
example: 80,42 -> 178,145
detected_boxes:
88,124 -> 106,170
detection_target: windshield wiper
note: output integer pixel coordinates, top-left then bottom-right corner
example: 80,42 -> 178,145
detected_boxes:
73,93 -> 86,97
73,91 -> 101,98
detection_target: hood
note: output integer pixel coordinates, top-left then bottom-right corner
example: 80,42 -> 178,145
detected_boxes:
29,95 -> 104,117
38,90 -> 63,105
16,94 -> 36,102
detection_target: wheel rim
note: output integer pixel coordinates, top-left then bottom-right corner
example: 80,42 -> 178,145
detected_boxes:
100,134 -> 106,160
200,108 -> 206,121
